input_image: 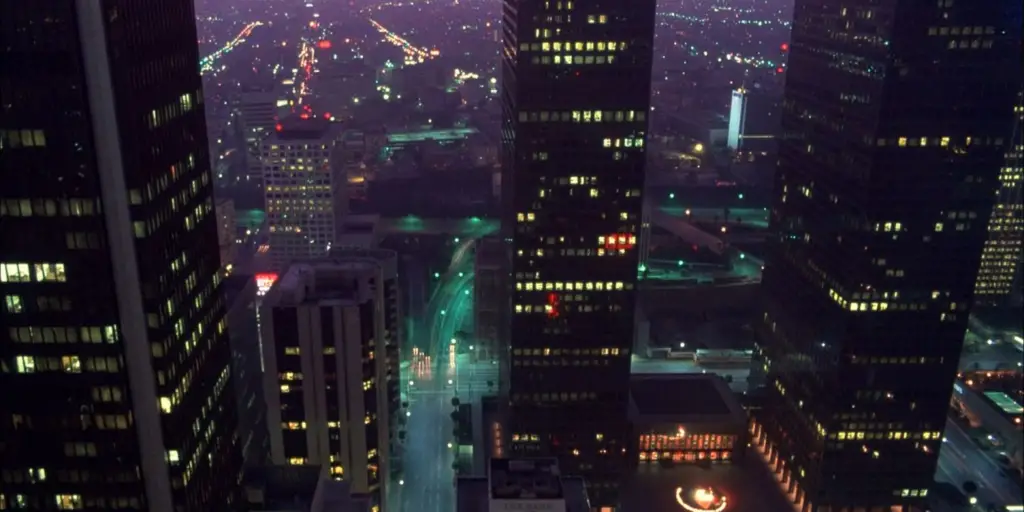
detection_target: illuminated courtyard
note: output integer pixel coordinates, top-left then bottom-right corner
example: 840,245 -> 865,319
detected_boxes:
621,462 -> 793,512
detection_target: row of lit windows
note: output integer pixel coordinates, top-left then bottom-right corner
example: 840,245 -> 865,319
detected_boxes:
518,109 -> 645,124
510,392 -> 599,402
602,136 -> 644,149
0,198 -> 99,218
879,135 -> 1003,147
8,326 -> 118,344
514,347 -> 625,356
927,25 -> 995,36
640,450 -> 732,462
0,129 -> 46,148
521,40 -> 625,53
0,494 -> 137,510
13,355 -> 82,374
830,430 -> 941,441
516,248 -> 631,258
146,91 -> 198,130
515,281 -> 630,291
529,54 -> 622,65
1,262 -> 66,283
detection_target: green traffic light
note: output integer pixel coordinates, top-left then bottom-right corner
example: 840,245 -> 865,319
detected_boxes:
677,260 -> 684,266
738,193 -> 744,199
434,272 -> 440,278
669,193 -> 675,199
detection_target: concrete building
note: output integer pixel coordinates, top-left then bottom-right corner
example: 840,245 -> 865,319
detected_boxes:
473,236 -> 508,363
262,118 -> 344,269
629,373 -> 748,466
216,197 -> 237,270
224,274 -> 270,468
243,465 -> 373,512
238,90 -> 279,182
260,252 -> 401,511
457,458 -> 591,512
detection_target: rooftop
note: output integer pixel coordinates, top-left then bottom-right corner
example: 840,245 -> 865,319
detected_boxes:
388,127 -> 478,144
489,458 -> 564,501
629,373 -> 747,424
243,464 -> 322,510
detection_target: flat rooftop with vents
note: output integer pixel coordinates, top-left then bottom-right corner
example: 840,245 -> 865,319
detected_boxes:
458,458 -> 590,512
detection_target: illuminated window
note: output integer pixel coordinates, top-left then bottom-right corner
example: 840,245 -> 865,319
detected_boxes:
168,450 -> 180,463
1,263 -> 32,282
159,396 -> 173,413
16,355 -> 35,373
61,356 -> 82,374
284,346 -> 300,355
4,295 -> 23,313
34,263 -> 66,282
55,495 -> 82,510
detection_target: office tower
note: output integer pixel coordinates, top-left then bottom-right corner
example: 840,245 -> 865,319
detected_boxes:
216,198 -> 238,271
727,88 -> 748,151
974,92 -> 1024,308
223,274 -> 270,468
474,236 -> 508,364
261,249 -> 401,511
500,0 -> 657,504
751,2 -> 1021,511
0,2 -> 243,511
262,118 -> 343,269
237,90 -> 279,183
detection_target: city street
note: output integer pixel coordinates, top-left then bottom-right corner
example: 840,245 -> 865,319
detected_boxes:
394,238 -> 479,512
935,417 -> 1022,508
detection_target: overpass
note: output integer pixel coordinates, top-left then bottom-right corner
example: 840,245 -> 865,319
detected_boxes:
378,215 -> 499,237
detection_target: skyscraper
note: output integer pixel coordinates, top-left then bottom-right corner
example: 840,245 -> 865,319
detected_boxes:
261,249 -> 401,512
751,2 -> 1021,511
0,2 -> 242,510
500,0 -> 657,504
973,92 -> 1023,308
262,118 -> 343,269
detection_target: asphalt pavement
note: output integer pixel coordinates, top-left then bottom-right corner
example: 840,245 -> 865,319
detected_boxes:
935,417 -> 1022,507
394,246 -> 477,512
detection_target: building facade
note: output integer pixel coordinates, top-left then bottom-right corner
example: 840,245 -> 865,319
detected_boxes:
260,251 -> 401,512
0,1 -> 243,510
500,0 -> 657,505
237,90 -> 279,183
751,2 -> 1022,511
974,91 -> 1024,308
262,118 -> 343,269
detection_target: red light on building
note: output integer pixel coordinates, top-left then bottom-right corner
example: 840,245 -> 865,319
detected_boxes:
323,112 -> 332,119
776,66 -> 785,74
309,21 -> 319,29
275,123 -> 283,132
299,113 -> 310,119
546,293 -> 560,318
317,40 -> 332,49
604,233 -> 637,251
780,42 -> 789,52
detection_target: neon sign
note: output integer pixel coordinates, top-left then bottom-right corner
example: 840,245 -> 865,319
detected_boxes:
676,487 -> 727,512
256,273 -> 279,296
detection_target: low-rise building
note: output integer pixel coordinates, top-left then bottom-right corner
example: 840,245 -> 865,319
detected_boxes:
457,458 -> 591,512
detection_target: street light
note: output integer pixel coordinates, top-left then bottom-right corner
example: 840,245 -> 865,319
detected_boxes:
450,338 -> 457,345
406,411 -> 411,417
433,272 -> 440,279
447,442 -> 453,449
440,310 -> 446,315
448,379 -> 453,385
458,272 -> 464,277
399,479 -> 405,485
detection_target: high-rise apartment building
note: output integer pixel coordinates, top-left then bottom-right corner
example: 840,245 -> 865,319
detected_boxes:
500,0 -> 657,504
260,249 -> 401,512
974,92 -> 1023,308
751,2 -> 1021,511
0,2 -> 242,511
263,118 -> 343,269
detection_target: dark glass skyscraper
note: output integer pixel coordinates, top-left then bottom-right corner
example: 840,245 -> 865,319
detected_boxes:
500,0 -> 656,505
1,2 -> 242,510
751,1 -> 1021,511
